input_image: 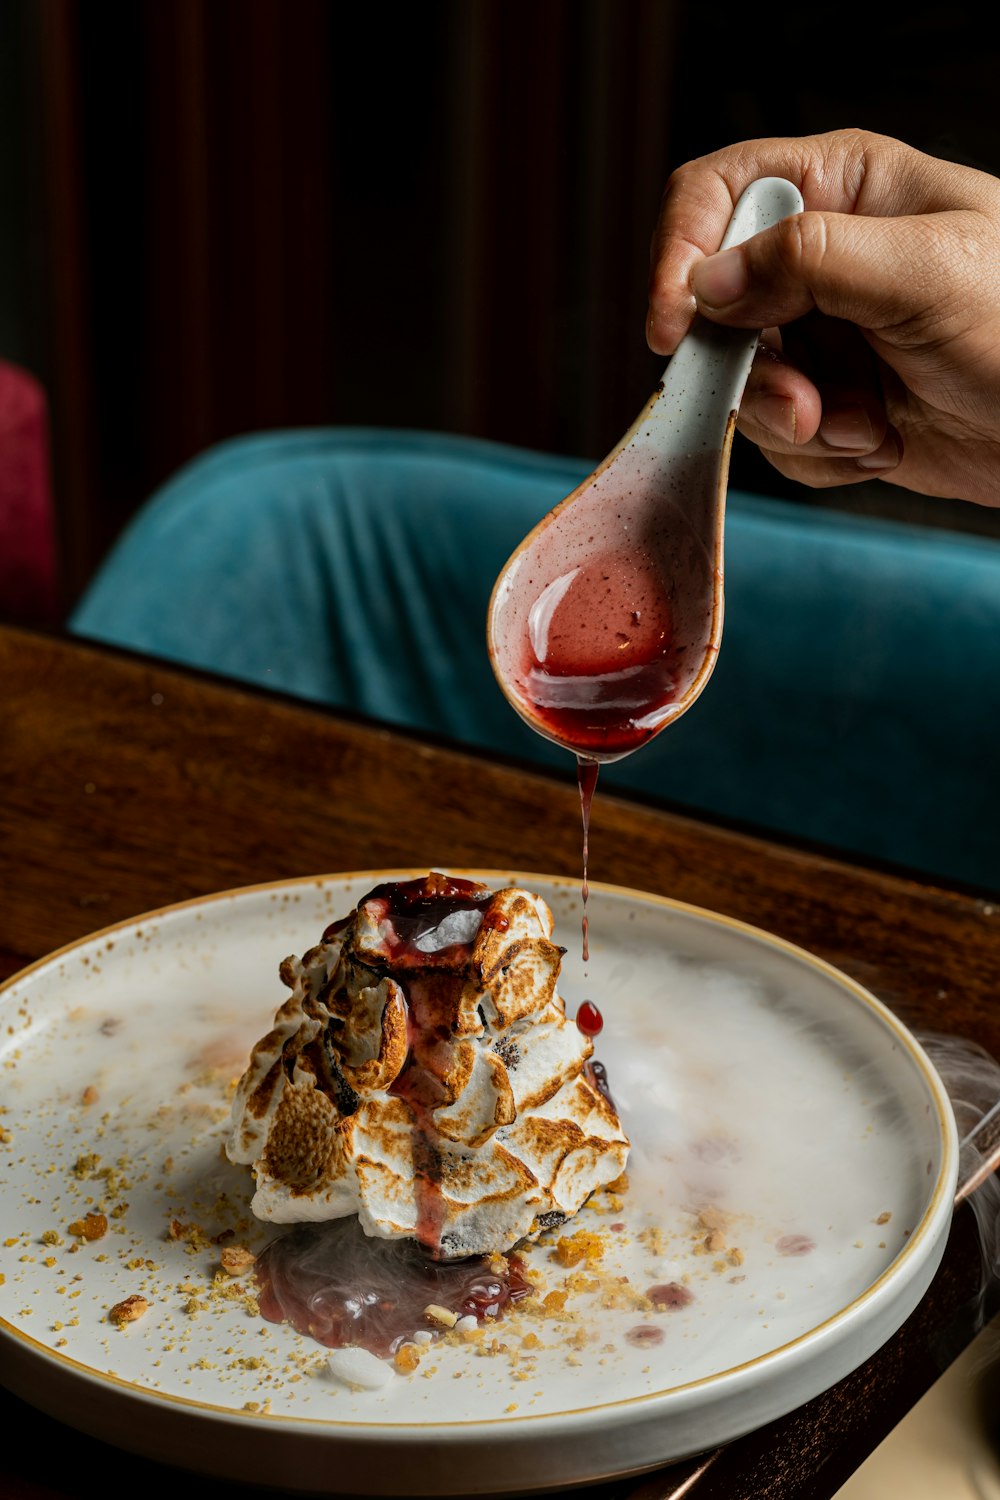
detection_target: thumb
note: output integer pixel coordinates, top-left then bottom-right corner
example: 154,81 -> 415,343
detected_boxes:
691,209 -> 945,337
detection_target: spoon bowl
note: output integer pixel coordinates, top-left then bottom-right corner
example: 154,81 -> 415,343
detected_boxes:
487,177 -> 804,764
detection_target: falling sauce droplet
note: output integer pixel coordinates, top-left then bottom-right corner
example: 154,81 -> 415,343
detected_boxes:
576,1000 -> 603,1037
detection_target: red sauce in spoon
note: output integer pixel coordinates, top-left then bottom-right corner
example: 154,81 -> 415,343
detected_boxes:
517,548 -> 681,759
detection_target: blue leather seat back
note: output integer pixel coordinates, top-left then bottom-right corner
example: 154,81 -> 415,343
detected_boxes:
70,428 -> 1000,890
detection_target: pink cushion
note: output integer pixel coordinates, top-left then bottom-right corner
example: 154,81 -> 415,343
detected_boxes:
0,361 -> 58,626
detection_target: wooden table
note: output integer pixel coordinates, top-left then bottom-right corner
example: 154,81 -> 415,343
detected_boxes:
2,623 -> 999,1499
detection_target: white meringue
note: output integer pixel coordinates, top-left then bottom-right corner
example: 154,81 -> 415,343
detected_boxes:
227,874 -> 629,1258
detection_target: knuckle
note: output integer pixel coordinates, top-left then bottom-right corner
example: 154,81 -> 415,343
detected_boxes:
772,211 -> 828,277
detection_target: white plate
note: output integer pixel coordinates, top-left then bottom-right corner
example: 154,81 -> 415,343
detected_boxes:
0,871 -> 958,1495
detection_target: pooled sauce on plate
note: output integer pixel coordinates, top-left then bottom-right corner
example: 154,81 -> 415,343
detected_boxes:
256,1218 -> 533,1357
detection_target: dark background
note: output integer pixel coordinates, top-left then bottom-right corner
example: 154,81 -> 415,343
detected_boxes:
2,0 -> 998,610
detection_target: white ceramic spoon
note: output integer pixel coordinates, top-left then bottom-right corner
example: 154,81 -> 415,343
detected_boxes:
487,176 -> 804,765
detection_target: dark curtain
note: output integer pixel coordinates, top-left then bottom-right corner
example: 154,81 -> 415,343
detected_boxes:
25,0 -> 682,604
6,0 -> 1000,606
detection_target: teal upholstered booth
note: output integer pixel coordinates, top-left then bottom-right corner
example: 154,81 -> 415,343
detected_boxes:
70,428 -> 1000,892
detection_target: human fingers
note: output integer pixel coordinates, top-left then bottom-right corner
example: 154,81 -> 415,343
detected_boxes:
739,318 -> 895,467
754,427 -> 903,490
647,129 -> 992,354
685,208 -> 971,348
740,351 -> 902,485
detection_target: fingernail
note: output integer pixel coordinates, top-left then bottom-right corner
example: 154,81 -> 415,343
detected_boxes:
857,432 -> 902,472
754,394 -> 797,444
691,247 -> 748,308
820,406 -> 875,451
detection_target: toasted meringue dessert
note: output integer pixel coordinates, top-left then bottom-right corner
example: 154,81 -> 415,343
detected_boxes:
227,873 -> 629,1259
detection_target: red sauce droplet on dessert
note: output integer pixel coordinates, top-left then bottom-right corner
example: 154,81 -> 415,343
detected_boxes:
647,1281 -> 694,1310
626,1324 -> 664,1347
255,1219 -> 533,1358
576,1000 -> 603,1037
776,1234 -> 815,1257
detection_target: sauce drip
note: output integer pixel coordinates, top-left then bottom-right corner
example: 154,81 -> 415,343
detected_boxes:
255,1218 -> 533,1358
577,758 -> 599,962
519,554 -> 678,959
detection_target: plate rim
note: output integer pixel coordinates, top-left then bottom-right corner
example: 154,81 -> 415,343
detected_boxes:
0,867 -> 960,1440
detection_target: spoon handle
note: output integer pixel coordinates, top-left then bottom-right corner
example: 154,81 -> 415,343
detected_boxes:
656,177 -> 805,455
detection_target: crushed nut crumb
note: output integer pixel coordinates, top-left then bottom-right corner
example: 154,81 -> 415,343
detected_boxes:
220,1245 -> 256,1277
67,1213 -> 107,1242
109,1294 -> 149,1327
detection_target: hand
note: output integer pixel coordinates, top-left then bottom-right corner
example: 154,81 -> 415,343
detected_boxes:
647,129 -> 1000,505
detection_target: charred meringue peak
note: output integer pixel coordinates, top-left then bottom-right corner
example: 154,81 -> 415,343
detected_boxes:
227,873 -> 629,1259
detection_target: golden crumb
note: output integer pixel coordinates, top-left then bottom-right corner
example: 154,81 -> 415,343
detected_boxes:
570,1275 -> 603,1299
72,1153 -> 101,1179
81,1086 -> 99,1107
167,1218 -> 213,1251
541,1290 -> 568,1314
67,1213 -> 107,1242
220,1245 -> 256,1277
704,1229 -> 727,1252
875,1211 -> 892,1225
394,1344 -> 421,1374
551,1230 -> 605,1268
109,1294 -> 149,1328
637,1226 -> 667,1256
40,1230 -> 62,1247
697,1206 -> 730,1232
605,1172 -> 630,1194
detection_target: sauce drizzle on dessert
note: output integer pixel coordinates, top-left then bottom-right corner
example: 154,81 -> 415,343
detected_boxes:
365,875 -> 495,1255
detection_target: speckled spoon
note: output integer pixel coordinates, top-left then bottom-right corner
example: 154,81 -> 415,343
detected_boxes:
487,177 -> 804,766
